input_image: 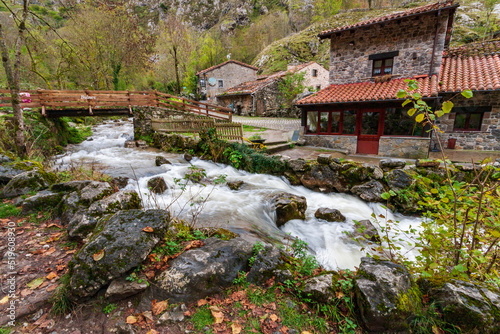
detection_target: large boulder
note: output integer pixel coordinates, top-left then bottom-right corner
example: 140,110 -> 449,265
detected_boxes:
21,191 -> 64,215
247,244 -> 285,285
79,181 -> 113,205
0,154 -> 13,164
268,192 -> 307,227
0,169 -> 53,198
300,164 -> 348,193
352,220 -> 380,243
147,237 -> 253,303
350,180 -> 385,202
147,177 -> 168,194
51,180 -> 93,193
354,257 -> 421,333
425,280 -> 500,333
302,274 -> 335,303
315,208 -> 345,222
105,275 -> 149,302
155,156 -> 172,166
385,169 -> 413,191
288,158 -> 308,173
227,180 -> 244,191
67,209 -> 170,301
0,164 -> 24,184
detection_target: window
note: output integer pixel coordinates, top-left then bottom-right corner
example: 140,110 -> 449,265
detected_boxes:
316,85 -> 321,91
305,110 -> 349,135
306,111 -> 318,134
372,58 -> 393,76
218,80 -> 224,88
454,113 -> 483,131
200,79 -> 206,88
384,108 -> 425,137
312,69 -> 318,77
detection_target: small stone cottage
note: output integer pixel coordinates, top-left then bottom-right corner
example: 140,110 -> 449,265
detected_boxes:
296,0 -> 500,158
217,61 -> 328,117
196,60 -> 258,100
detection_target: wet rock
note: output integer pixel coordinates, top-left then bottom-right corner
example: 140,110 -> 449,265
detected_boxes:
51,180 -> 92,193
227,180 -> 244,190
147,176 -> 168,194
317,154 -> 331,165
315,208 -> 345,222
350,180 -> 385,202
68,209 -> 170,301
247,244 -> 285,285
379,159 -> 406,171
136,140 -> 148,148
184,152 -> 193,162
0,164 -> 24,184
156,304 -> 187,324
110,176 -> 129,189
354,257 -> 421,333
79,181 -> 113,205
148,237 -> 253,303
0,170 -> 53,198
425,280 -> 500,333
268,192 -> 307,227
105,275 -> 149,302
352,220 -> 380,243
288,158 -> 308,172
155,156 -> 172,166
303,274 -> 335,303
88,190 -> 141,215
21,191 -> 64,215
300,164 -> 347,193
124,140 -> 136,148
385,169 -> 413,191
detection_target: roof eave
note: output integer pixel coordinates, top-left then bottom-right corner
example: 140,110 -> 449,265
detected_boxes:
295,96 -> 440,107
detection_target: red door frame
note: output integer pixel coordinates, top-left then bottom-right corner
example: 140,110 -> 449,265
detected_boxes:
356,109 -> 385,154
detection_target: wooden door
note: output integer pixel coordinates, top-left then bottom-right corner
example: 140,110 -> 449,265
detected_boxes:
356,109 -> 385,154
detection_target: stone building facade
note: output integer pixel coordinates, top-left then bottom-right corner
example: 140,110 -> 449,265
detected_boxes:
288,62 -> 330,91
196,60 -> 258,100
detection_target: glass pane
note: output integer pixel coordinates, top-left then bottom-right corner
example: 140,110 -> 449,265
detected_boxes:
331,111 -> 341,133
454,114 -> 466,129
384,67 -> 392,74
469,113 -> 482,130
343,110 -> 356,134
384,108 -> 423,136
320,112 -> 329,133
373,69 -> 381,75
361,112 -> 380,135
385,58 -> 393,66
374,60 -> 382,68
307,111 -> 318,134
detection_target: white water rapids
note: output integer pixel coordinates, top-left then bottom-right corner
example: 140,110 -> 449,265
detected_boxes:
54,119 -> 422,270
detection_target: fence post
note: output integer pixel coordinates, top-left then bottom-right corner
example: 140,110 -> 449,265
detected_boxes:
127,90 -> 132,114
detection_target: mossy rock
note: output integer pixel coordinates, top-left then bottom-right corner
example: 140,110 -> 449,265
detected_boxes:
0,169 -> 53,198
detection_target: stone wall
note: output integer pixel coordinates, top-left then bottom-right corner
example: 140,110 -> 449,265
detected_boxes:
199,63 -> 257,99
304,134 -> 357,154
296,63 -> 329,91
329,10 -> 452,84
379,137 -> 430,159
433,91 -> 500,151
217,94 -> 253,116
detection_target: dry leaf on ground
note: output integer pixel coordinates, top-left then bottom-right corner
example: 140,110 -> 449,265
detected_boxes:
46,272 -> 58,280
126,315 -> 138,324
231,323 -> 242,334
152,300 -> 169,315
142,226 -> 154,233
27,277 -> 46,289
93,250 -> 105,261
197,299 -> 208,306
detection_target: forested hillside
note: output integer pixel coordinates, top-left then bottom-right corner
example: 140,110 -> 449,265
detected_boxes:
0,0 -> 498,95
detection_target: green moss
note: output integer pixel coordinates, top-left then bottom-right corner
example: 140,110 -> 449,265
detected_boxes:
395,285 -> 422,314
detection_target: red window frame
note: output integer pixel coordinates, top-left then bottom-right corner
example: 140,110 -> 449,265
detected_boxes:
453,112 -> 483,131
305,110 -> 345,135
372,58 -> 393,77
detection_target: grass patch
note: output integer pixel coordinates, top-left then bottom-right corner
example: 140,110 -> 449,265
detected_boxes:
278,300 -> 328,332
50,273 -> 72,315
242,124 -> 266,132
0,202 -> 21,218
190,305 -> 213,331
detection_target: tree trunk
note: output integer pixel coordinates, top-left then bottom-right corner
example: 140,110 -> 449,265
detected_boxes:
173,45 -> 181,95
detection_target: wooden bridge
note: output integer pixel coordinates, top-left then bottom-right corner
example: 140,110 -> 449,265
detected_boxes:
0,89 -> 232,121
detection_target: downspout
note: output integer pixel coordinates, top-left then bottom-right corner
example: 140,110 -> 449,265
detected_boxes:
429,9 -> 442,76
251,93 -> 255,116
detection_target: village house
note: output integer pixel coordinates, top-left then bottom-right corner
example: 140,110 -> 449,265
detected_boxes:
196,60 -> 258,100
296,0 -> 500,158
217,61 -> 328,117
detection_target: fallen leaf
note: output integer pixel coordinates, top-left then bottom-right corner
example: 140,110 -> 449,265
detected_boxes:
336,291 -> 344,299
152,300 -> 168,315
209,306 -> 224,324
432,326 -> 445,334
301,332 -> 312,334
0,296 -> 8,304
32,249 -> 45,255
46,284 -> 58,292
93,250 -> 105,261
269,314 -> 278,322
44,247 -> 56,255
145,271 -> 155,279
231,323 -> 242,334
56,264 -> 66,271
184,310 -> 192,316
146,330 -> 159,334
46,272 -> 58,280
27,277 -> 46,289
126,315 -> 137,324
197,299 -> 208,307
66,249 -> 77,255
47,223 -> 63,229
142,311 -> 153,322
142,226 -> 154,233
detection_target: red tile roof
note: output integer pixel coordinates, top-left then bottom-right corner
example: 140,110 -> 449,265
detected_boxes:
440,40 -> 500,92
318,0 -> 459,39
196,60 -> 258,76
296,76 -> 439,105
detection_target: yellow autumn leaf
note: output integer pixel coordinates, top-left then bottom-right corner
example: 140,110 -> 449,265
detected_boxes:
126,315 -> 137,324
209,306 -> 224,324
93,249 -> 105,261
152,300 -> 169,315
0,295 -> 8,305
27,277 -> 46,289
46,272 -> 58,280
231,323 -> 242,334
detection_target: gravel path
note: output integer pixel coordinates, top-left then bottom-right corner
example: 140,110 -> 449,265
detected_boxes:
233,116 -> 301,131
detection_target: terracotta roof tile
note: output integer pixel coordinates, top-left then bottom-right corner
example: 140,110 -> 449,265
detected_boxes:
318,0 -> 458,39
440,40 -> 500,92
196,60 -> 258,76
296,76 -> 439,105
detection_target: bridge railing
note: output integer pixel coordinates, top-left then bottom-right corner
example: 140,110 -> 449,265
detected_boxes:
151,118 -> 243,142
0,89 -> 232,121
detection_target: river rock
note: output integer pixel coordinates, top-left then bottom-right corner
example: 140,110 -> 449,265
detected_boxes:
288,158 -> 308,172
300,164 -> 347,193
350,180 -> 385,202
124,140 -> 136,148
317,154 -> 331,165
227,180 -> 244,190
385,169 -> 413,191
379,159 -> 406,171
314,208 -> 345,222
416,159 -> 440,168
147,176 -> 168,194
21,191 -> 64,215
247,244 -> 285,285
155,156 -> 171,166
68,209 -> 170,301
57,191 -> 81,225
105,275 -> 149,302
136,140 -> 148,148
79,181 -> 113,205
110,176 -> 129,189
184,152 -> 193,162
425,280 -> 500,333
0,165 -> 24,184
0,169 -> 53,198
51,180 -> 93,193
354,257 -> 421,333
303,274 -> 335,303
352,220 -> 381,243
148,237 -> 253,303
268,192 -> 307,227
67,212 -> 100,240
88,190 -> 142,215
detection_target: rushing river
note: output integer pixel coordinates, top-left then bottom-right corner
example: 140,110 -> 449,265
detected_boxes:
54,119 -> 421,270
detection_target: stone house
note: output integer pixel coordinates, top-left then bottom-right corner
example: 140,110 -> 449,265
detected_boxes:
217,62 -> 328,117
296,0 -> 500,158
196,60 -> 258,100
